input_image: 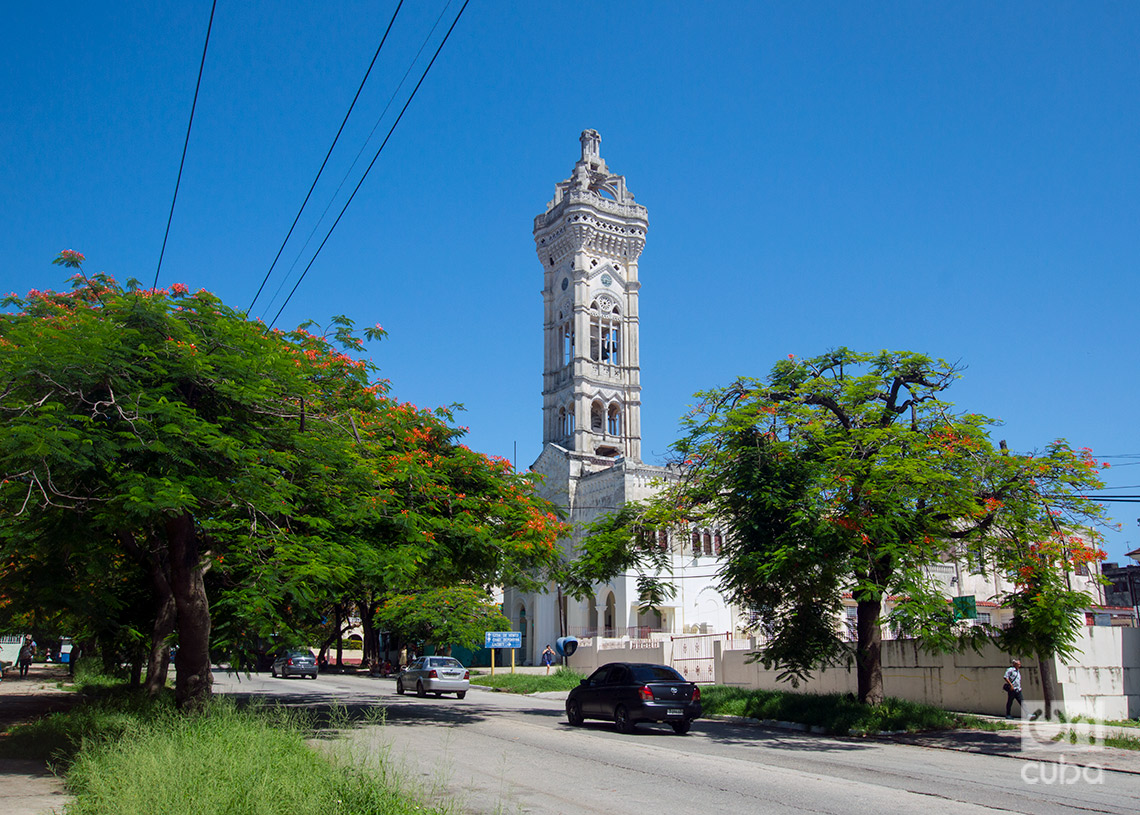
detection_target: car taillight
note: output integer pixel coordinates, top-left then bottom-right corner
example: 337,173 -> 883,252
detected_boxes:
638,685 -> 653,702
463,670 -> 470,679
428,669 -> 438,678
286,658 -> 294,666
692,685 -> 701,702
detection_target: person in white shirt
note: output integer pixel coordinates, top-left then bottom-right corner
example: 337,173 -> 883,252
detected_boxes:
1003,658 -> 1023,719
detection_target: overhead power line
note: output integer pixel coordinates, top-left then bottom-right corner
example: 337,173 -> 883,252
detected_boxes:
246,0 -> 406,316
153,0 -> 218,291
256,0 -> 457,323
269,0 -> 470,329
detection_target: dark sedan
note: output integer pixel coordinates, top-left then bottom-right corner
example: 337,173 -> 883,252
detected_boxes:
566,662 -> 702,734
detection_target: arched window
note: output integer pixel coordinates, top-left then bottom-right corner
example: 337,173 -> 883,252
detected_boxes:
691,530 -> 700,556
589,300 -> 621,364
591,401 -> 604,432
702,531 -> 713,556
604,592 -> 616,637
558,407 -> 568,438
561,321 -> 574,366
657,529 -> 668,551
713,530 -> 723,556
607,403 -> 621,435
567,405 -> 575,435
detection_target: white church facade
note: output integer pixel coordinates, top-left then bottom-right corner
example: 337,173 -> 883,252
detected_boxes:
500,131 -> 1125,669
503,131 -> 745,666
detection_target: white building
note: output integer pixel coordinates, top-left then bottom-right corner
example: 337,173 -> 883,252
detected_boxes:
503,131 -> 743,665
504,131 -> 1121,667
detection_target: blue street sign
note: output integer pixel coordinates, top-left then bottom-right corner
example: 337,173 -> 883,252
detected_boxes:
484,631 -> 522,649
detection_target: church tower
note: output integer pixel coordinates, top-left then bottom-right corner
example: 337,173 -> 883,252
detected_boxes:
535,130 -> 648,463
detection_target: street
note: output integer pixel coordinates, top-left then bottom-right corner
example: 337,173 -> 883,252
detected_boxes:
213,670 -> 1140,815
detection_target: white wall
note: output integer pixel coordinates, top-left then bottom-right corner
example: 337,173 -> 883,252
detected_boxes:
717,627 -> 1140,718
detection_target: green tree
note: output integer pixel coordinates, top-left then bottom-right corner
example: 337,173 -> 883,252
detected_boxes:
0,254 -> 564,708
982,441 -> 1109,717
376,586 -> 511,654
621,349 -> 1107,705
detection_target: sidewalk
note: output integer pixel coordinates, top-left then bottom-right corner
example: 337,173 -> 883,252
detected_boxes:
0,663 -> 78,815
887,713 -> 1140,775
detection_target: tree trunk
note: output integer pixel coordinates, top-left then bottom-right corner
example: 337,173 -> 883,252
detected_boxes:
118,529 -> 176,696
335,602 -> 344,668
359,599 -> 379,669
1038,652 -> 1056,720
144,589 -> 176,695
855,596 -> 884,706
166,512 -> 212,710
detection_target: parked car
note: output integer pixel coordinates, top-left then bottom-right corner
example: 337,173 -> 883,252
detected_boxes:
271,649 -> 318,679
396,656 -> 470,698
565,662 -> 702,734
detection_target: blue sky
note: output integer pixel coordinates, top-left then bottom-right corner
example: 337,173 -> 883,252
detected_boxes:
4,2 -> 1139,561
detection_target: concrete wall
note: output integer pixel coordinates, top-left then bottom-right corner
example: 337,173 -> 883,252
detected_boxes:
717,627 -> 1140,719
563,637 -> 666,674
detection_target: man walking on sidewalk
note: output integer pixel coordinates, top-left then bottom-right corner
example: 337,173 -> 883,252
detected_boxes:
1003,658 -> 1023,719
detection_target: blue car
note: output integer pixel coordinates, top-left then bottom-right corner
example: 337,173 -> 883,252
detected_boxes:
566,662 -> 702,734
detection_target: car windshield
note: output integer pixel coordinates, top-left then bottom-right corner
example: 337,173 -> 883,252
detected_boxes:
631,665 -> 684,682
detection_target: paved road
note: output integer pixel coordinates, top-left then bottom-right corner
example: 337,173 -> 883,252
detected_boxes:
213,669 -> 1140,815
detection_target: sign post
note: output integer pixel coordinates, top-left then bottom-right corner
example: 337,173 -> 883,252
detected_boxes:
484,631 -> 523,675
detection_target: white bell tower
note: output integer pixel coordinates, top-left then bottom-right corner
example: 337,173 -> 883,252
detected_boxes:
535,130 -> 648,463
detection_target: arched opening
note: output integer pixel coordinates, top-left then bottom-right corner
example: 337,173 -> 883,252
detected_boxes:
516,603 -> 528,662
604,592 -> 616,638
607,403 -> 621,436
691,529 -> 700,556
591,401 -> 604,432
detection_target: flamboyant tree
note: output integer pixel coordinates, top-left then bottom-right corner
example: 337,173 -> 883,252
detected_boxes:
0,253 -> 564,708
589,349 -> 1107,706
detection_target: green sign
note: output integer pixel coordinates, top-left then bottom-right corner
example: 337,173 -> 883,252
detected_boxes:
952,595 -> 977,620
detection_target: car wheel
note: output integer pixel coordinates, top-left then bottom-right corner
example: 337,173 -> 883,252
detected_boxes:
396,679 -> 405,695
614,705 -> 634,734
416,681 -> 426,698
566,700 -> 584,727
435,691 -> 443,698
671,720 -> 691,735
456,691 -> 466,700
271,666 -> 277,678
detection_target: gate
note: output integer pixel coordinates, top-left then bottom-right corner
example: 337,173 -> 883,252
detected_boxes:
669,632 -> 751,683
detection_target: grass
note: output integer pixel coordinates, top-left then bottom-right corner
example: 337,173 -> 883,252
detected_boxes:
0,673 -> 450,815
699,685 -> 1012,736
470,665 -> 584,694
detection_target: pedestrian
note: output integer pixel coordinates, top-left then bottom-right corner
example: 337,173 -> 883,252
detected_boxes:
1003,658 -> 1023,719
17,634 -> 36,679
542,644 -> 555,675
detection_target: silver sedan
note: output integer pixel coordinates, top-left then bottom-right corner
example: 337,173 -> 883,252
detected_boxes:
396,656 -> 470,698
